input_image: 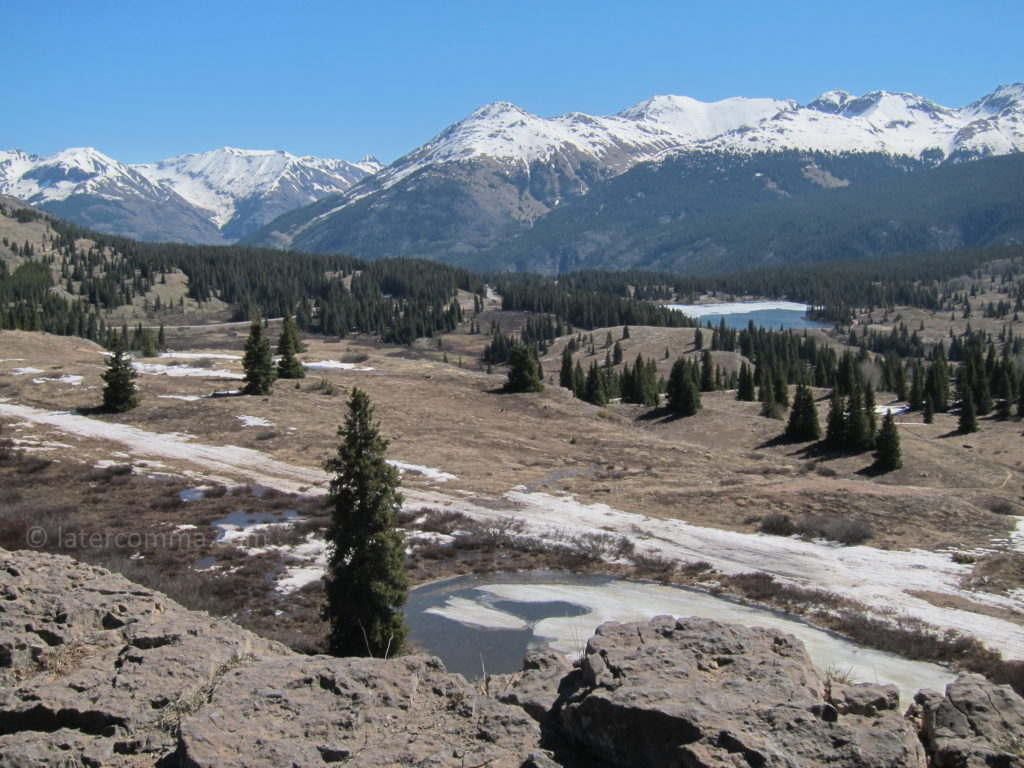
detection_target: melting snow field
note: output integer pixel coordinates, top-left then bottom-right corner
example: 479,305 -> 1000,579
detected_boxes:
422,577 -> 957,703
132,362 -> 244,379
30,375 -> 84,385
158,352 -> 241,361
237,415 -> 273,428
388,460 -> 456,483
303,360 -> 375,371
0,399 -> 1020,660
665,301 -> 811,317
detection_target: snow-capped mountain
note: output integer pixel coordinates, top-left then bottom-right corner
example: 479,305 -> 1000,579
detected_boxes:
248,84 -> 1024,262
0,147 -> 226,243
346,95 -> 794,203
701,84 -> 1024,158
134,148 -> 381,239
0,147 -> 381,244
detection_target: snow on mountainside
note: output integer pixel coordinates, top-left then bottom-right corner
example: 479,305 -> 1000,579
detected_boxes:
0,147 -> 181,206
0,146 -> 381,243
134,148 -> 379,235
351,96 -> 793,202
701,84 -> 1024,158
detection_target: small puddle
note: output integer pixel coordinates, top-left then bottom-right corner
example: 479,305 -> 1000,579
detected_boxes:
212,508 -> 299,542
179,488 -> 206,501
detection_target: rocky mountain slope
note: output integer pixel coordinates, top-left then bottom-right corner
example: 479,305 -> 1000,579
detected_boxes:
247,84 -> 1024,266
0,147 -> 379,244
2,548 -> 1022,767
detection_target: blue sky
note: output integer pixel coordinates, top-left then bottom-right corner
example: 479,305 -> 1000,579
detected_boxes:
6,0 -> 1021,164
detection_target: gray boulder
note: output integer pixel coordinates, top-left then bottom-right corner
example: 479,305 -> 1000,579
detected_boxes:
179,654 -> 540,767
556,615 -> 926,768
916,674 -> 1024,767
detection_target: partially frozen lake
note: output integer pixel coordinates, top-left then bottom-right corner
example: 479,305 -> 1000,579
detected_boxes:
666,301 -> 830,331
407,570 -> 956,704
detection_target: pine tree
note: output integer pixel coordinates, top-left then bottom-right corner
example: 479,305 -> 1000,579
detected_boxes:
276,313 -> 306,379
323,388 -> 408,657
242,318 -> 276,395
559,347 -> 573,389
825,390 -> 847,447
958,390 -> 978,434
621,325 -> 630,340
785,384 -> 821,441
584,361 -> 608,406
157,323 -> 166,351
736,362 -> 756,401
666,357 -> 701,416
922,393 -> 935,424
699,350 -> 715,392
506,345 -> 543,393
759,376 -> 781,419
873,411 -> 903,472
101,336 -> 139,412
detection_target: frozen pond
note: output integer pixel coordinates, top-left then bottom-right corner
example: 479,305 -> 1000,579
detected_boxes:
407,570 -> 956,704
666,301 -> 830,331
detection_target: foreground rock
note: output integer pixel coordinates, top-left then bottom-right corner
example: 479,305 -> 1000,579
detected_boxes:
504,616 -> 927,767
916,674 -> 1024,767
0,550 -> 538,767
3,549 -> 1023,767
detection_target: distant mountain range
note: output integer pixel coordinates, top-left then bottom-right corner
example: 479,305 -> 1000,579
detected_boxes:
3,84 -> 1023,272
0,147 -> 380,243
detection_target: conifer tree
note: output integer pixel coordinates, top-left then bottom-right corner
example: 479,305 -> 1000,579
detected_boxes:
323,387 -> 408,657
667,357 -> 701,416
276,313 -> 306,379
958,390 -> 978,434
559,347 -> 573,390
736,362 -> 756,401
873,411 -> 903,472
700,350 -> 714,392
506,345 -> 543,393
785,384 -> 821,441
621,325 -> 630,340
242,318 -> 276,395
572,361 -> 586,399
922,393 -> 935,424
759,376 -> 781,419
825,390 -> 847,447
157,323 -> 166,351
101,336 -> 139,412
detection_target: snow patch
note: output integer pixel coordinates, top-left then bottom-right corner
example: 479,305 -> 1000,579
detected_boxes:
388,460 -> 456,483
132,362 -> 243,379
159,352 -> 241,360
303,360 -> 375,371
11,367 -> 44,375
237,415 -> 273,428
30,375 -> 84,386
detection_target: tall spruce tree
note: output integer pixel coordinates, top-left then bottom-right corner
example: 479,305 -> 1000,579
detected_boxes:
276,313 -> 306,379
323,387 -> 408,657
825,390 -> 847,447
506,344 -> 543,393
667,357 -> 701,416
958,390 -> 978,434
785,384 -> 821,441
559,347 -> 573,390
242,318 -> 276,395
737,361 -> 756,401
873,411 -> 903,472
101,336 -> 139,412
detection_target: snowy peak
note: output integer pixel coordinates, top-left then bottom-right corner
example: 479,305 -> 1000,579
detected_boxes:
134,147 -> 376,231
702,84 -> 1024,159
0,146 -> 172,205
617,94 -> 794,138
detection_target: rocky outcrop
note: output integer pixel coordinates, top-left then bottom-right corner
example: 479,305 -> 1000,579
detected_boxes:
505,616 -> 927,768
2,549 -> 1022,767
915,674 -> 1024,767
0,550 -> 539,767
180,654 -> 539,767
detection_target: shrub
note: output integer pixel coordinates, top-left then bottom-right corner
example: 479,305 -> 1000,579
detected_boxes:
795,514 -> 873,545
759,512 -> 796,536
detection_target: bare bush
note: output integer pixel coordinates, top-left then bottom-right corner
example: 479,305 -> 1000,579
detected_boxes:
631,552 -> 677,582
573,532 -> 635,560
17,457 -> 52,474
340,352 -> 370,364
759,512 -> 796,536
88,464 -> 133,481
987,499 -> 1017,516
419,510 -> 470,535
255,430 -> 279,441
795,514 -> 873,545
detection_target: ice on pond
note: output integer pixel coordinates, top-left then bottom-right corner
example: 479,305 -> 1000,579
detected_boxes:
414,572 -> 957,703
